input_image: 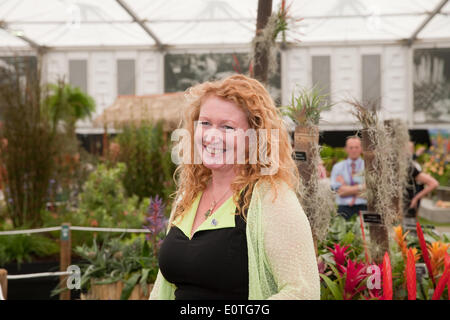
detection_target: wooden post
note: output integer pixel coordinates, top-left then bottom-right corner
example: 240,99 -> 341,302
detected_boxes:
384,120 -> 403,222
361,130 -> 389,264
60,223 -> 71,300
0,268 -> 7,300
253,0 -> 273,83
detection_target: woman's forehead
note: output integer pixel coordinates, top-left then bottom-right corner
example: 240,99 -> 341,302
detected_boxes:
199,96 -> 248,123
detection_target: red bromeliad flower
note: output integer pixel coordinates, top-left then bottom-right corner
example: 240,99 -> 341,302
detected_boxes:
431,260 -> 450,300
327,243 -> 350,267
406,248 -> 417,300
338,259 -> 368,300
431,253 -> 450,300
382,252 -> 393,300
416,222 -> 436,286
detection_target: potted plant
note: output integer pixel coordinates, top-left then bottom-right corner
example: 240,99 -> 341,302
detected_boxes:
69,196 -> 167,300
73,236 -> 157,300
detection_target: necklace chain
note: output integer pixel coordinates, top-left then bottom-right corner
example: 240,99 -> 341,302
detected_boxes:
204,184 -> 231,219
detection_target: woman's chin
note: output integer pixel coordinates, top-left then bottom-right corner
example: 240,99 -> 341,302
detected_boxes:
201,155 -> 234,171
202,159 -> 227,171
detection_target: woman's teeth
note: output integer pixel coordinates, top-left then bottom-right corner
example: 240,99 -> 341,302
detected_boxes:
204,145 -> 226,154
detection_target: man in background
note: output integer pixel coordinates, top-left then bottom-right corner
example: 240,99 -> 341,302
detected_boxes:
330,136 -> 366,219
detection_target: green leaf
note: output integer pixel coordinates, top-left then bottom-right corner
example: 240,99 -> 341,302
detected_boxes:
328,264 -> 344,290
342,231 -> 355,245
142,240 -> 150,258
120,273 -> 141,300
320,274 -> 343,300
140,269 -> 150,297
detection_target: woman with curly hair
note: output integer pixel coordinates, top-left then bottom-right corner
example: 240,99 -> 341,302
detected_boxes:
150,74 -> 319,300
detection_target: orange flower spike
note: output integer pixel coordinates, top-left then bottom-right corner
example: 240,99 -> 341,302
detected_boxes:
393,225 -> 408,259
428,242 -> 449,277
382,252 -> 393,300
410,247 -> 421,263
416,222 -> 436,286
406,248 -> 417,300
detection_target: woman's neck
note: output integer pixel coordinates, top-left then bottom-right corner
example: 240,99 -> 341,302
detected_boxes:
210,166 -> 236,193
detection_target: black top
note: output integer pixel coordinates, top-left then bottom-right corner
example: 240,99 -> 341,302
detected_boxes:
404,160 -> 423,216
158,201 -> 249,300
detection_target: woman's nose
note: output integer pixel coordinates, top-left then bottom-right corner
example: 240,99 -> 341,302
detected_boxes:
203,127 -> 223,144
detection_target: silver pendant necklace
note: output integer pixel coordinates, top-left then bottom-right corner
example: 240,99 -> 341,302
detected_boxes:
204,185 -> 231,219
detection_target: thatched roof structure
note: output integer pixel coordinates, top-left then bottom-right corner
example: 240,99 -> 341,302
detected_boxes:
93,92 -> 187,132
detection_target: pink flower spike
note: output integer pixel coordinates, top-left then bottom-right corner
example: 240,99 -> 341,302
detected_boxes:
327,243 -> 350,267
340,259 -> 368,300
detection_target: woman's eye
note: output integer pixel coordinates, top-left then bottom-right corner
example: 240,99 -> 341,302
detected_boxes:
200,121 -> 210,126
224,125 -> 235,130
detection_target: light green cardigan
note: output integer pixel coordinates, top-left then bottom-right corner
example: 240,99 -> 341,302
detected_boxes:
149,180 -> 320,300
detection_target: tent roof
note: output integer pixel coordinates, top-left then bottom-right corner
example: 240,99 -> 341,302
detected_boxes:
1,0 -> 450,50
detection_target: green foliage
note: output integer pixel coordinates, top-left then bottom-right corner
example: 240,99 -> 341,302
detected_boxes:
318,215 -> 365,261
115,122 -> 176,206
0,233 -> 59,267
281,87 -> 333,126
74,163 -> 148,244
320,144 -> 347,177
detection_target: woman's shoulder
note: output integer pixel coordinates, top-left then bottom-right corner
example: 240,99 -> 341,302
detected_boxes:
255,178 -> 298,204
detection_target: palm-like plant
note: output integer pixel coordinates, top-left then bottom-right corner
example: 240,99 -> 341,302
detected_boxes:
282,86 -> 333,126
44,80 -> 95,135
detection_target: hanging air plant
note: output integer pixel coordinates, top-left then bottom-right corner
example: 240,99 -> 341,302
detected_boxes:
283,87 -> 333,127
283,87 -> 335,244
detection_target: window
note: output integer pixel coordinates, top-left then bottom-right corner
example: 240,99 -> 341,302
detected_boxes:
311,55 -> 331,102
117,59 -> 135,95
362,54 -> 381,109
69,59 -> 87,93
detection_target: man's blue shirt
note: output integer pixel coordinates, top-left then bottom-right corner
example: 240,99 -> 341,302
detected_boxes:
330,157 -> 367,206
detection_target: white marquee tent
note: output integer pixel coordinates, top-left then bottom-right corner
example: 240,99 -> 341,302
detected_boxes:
1,0 -> 450,132
1,0 -> 450,48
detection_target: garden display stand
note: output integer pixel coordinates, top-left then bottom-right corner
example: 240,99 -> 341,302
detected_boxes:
361,129 -> 389,264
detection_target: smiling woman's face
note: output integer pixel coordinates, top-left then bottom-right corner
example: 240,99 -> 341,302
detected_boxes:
194,95 -> 250,172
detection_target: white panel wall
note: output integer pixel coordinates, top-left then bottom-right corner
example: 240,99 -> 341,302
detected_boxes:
45,52 -> 68,84
382,46 -> 409,121
137,51 -> 162,95
90,51 -> 115,121
282,44 -> 410,129
328,47 -> 360,125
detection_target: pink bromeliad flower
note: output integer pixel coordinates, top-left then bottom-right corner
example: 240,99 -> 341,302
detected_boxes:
327,243 -> 351,267
338,259 -> 368,300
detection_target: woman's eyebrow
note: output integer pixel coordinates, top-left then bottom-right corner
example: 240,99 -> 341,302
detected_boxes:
198,117 -> 238,126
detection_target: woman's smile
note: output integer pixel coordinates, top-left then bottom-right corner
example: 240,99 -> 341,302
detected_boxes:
203,143 -> 227,156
